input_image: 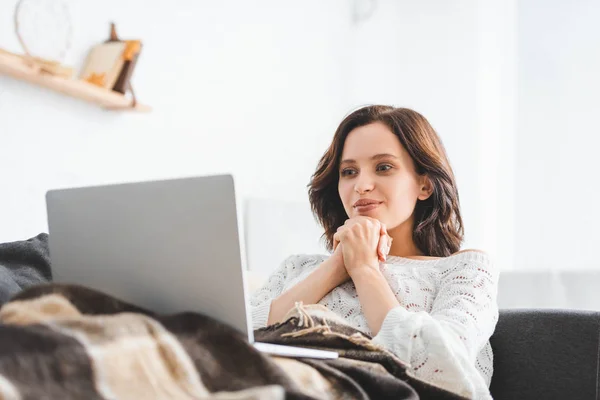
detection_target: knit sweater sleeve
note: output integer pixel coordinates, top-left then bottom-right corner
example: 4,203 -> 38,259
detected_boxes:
249,254 -> 324,330
372,251 -> 499,399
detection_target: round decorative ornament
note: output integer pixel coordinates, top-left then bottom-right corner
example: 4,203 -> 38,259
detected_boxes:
14,0 -> 73,63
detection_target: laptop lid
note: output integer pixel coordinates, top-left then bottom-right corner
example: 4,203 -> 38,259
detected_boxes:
46,174 -> 254,341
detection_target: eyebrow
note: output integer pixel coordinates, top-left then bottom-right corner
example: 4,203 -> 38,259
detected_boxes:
340,153 -> 400,166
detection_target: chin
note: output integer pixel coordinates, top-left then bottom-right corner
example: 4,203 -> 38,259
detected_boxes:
356,209 -> 377,216
356,209 -> 384,219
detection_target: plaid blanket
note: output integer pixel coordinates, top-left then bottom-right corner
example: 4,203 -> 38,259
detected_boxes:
0,235 -> 467,399
0,283 -> 467,400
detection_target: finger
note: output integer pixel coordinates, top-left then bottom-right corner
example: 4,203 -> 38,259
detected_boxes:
333,231 -> 344,247
334,225 -> 345,251
378,234 -> 389,262
380,222 -> 388,237
381,224 -> 392,256
377,222 -> 387,261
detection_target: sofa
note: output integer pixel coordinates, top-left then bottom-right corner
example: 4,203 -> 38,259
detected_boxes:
490,309 -> 600,400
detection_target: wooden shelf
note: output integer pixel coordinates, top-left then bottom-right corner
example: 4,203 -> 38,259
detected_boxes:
0,51 -> 150,112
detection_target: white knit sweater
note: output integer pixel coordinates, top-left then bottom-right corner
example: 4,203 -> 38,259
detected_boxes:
250,250 -> 499,400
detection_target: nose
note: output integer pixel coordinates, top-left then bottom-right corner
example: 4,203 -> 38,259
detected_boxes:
354,174 -> 375,194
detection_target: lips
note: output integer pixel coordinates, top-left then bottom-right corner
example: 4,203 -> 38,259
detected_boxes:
353,199 -> 383,214
355,204 -> 380,213
353,199 -> 383,208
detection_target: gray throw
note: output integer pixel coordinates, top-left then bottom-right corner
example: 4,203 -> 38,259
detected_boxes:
0,233 -> 52,305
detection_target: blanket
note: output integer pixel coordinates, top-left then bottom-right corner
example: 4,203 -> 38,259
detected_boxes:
0,235 -> 467,399
0,233 -> 52,305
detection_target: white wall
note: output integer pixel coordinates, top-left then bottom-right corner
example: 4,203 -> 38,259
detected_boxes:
0,1 -> 516,269
346,0 -> 518,269
345,0 -> 484,254
0,0 -> 350,242
517,0 -> 600,270
475,0 -> 517,272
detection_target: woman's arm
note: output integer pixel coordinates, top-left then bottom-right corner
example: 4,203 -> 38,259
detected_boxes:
267,247 -> 348,325
369,251 -> 498,399
252,221 -> 389,328
249,248 -> 348,329
350,268 -> 400,335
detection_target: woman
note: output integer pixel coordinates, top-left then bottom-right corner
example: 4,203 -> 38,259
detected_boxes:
250,105 -> 498,399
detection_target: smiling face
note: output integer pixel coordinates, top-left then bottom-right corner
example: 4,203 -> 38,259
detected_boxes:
309,105 -> 463,257
337,122 -> 432,232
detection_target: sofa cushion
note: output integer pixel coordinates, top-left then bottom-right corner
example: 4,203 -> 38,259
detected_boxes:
490,309 -> 600,400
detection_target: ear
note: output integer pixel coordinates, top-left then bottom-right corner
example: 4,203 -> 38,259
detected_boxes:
417,175 -> 434,201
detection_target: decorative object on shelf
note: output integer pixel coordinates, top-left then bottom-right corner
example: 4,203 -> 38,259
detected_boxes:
80,41 -> 129,89
80,23 -> 143,105
107,23 -> 142,95
0,13 -> 149,112
13,0 -> 74,78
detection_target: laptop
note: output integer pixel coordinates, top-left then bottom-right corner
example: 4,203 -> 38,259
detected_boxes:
45,174 -> 337,360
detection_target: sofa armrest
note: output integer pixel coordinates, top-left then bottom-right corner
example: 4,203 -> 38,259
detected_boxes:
490,309 -> 600,400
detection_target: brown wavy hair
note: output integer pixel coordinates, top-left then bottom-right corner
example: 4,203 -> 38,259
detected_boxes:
307,105 -> 464,257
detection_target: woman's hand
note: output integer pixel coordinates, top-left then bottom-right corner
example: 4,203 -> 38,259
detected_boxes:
333,217 -> 392,278
327,242 -> 351,288
333,218 -> 392,263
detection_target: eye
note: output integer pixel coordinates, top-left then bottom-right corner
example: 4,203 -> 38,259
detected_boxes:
377,164 -> 393,172
340,168 -> 356,177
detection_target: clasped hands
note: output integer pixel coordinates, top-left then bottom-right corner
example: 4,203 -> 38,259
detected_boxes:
332,216 -> 392,281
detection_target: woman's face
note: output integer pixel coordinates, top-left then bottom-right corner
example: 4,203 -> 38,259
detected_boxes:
337,122 -> 431,230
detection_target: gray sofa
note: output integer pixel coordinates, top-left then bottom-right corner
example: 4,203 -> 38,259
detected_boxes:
490,309 -> 600,400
